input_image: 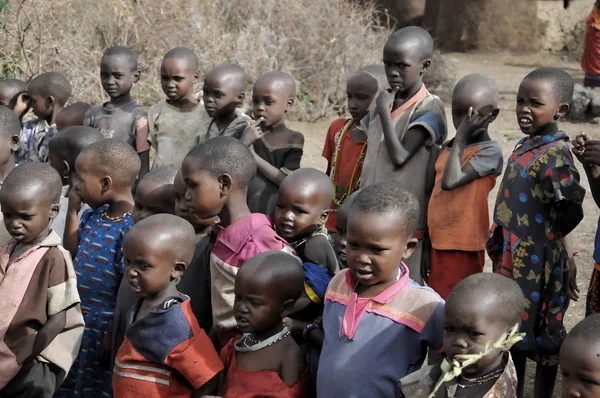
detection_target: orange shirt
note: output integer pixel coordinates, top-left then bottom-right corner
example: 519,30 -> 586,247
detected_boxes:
427,141 -> 502,251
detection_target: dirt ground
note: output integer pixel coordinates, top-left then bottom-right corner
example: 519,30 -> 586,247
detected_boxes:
289,51 -> 599,398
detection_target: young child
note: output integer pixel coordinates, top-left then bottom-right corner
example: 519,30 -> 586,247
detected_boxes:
0,78 -> 29,122
111,166 -> 179,365
332,190 -> 359,269
361,26 -> 447,285
0,106 -> 22,245
317,184 -> 444,397
84,46 -> 150,179
426,74 -> 503,299
560,314 -> 600,398
322,65 -> 387,233
487,67 -> 585,398
57,139 -> 140,397
174,168 -> 218,332
0,163 -> 84,397
18,72 -> 72,163
200,62 -> 250,141
55,102 -> 92,130
47,125 -> 104,240
149,47 -> 208,169
219,251 -> 308,397
181,136 -> 292,348
399,273 -> 524,398
113,214 -> 223,397
242,71 -> 304,216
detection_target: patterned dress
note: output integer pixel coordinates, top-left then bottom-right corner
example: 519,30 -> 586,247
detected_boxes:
487,131 -> 585,365
56,205 -> 133,398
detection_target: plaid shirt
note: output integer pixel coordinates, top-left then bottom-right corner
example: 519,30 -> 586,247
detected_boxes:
17,119 -> 56,163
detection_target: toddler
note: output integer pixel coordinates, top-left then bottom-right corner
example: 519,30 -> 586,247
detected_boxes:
560,314 -> 600,398
113,214 -> 223,397
219,251 -> 308,397
149,47 -> 208,168
57,140 -> 140,397
361,26 -> 447,285
400,273 -> 524,397
322,65 -> 387,233
200,62 -> 250,141
317,184 -> 444,397
19,72 -> 72,163
0,106 -> 22,245
181,136 -> 291,348
242,71 -> 304,216
0,78 -> 29,122
0,163 -> 84,397
332,190 -> 359,269
427,74 -> 503,299
55,102 -> 92,130
47,125 -> 104,240
487,67 -> 585,398
84,46 -> 150,179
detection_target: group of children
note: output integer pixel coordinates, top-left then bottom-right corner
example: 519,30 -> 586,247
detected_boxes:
0,23 -> 598,398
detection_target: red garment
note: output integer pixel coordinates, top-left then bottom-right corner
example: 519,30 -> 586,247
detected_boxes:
321,118 -> 366,233
219,339 -> 309,398
582,6 -> 600,77
427,249 -> 485,300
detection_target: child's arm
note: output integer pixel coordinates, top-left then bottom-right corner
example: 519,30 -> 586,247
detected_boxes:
280,340 -> 306,386
192,373 -> 221,397
250,133 -> 304,186
304,235 -> 339,275
27,310 -> 67,362
63,187 -> 82,258
563,234 -> 580,301
573,132 -> 600,207
135,117 -> 150,180
375,88 -> 430,168
441,107 -> 498,190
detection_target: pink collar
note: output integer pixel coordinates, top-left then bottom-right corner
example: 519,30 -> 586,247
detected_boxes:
344,263 -> 410,304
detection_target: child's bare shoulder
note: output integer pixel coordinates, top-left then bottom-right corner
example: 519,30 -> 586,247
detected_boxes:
285,128 -> 305,145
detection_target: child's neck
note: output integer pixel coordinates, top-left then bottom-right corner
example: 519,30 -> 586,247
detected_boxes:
137,283 -> 179,321
109,92 -> 134,108
349,121 -> 367,143
10,227 -> 51,261
262,118 -> 288,135
195,224 -> 213,238
393,79 -> 423,111
529,122 -> 558,138
250,322 -> 285,342
104,189 -> 134,218
45,105 -> 63,126
460,130 -> 491,146
168,95 -> 199,111
215,110 -> 239,132
218,191 -> 251,228
0,157 -> 16,184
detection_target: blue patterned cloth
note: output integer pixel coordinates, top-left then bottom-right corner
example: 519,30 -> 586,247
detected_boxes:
303,261 -> 333,303
17,118 -> 57,163
55,205 -> 133,398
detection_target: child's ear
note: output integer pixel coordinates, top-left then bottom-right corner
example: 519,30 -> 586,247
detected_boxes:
236,92 -> 245,107
133,70 -> 141,84
285,97 -> 295,113
100,176 -> 112,195
49,202 -> 60,220
9,134 -> 19,153
555,103 -> 570,120
421,59 -> 431,75
402,237 -> 419,260
319,209 -> 329,225
171,261 -> 186,280
218,174 -> 232,197
280,298 -> 296,318
62,161 -> 71,180
192,71 -> 200,84
46,96 -> 55,111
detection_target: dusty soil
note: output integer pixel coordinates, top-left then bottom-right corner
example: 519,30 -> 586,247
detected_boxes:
289,51 -> 599,398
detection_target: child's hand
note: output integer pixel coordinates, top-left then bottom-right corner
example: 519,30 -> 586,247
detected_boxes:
375,87 -> 399,116
569,255 -> 580,301
13,93 -> 29,118
240,117 -> 264,147
67,186 -> 83,214
573,132 -> 600,167
282,317 -> 308,334
455,106 -> 496,141
571,131 -> 587,159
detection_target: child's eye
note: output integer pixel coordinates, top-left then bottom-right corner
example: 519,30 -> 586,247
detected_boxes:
141,263 -> 151,270
370,247 -> 385,254
174,77 -> 184,82
21,215 -> 34,221
215,92 -> 224,98
469,331 -> 483,338
265,100 -> 274,105
294,207 -> 307,214
348,242 -> 359,250
443,326 -> 454,333
516,97 -> 524,104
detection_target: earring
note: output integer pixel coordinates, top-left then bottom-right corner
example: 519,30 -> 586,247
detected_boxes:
554,115 -> 559,120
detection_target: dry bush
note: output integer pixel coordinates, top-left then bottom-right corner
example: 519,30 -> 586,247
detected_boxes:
0,0 -> 454,120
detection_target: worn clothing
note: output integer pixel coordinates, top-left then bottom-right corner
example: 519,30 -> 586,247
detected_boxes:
428,249 -> 485,300
210,214 -> 292,346
0,359 -> 60,398
57,206 -> 134,397
84,101 -> 150,153
399,353 -> 517,398
52,185 -> 90,241
317,266 -> 444,398
247,137 -> 303,216
219,339 -> 309,398
428,139 -> 502,251
148,101 -> 208,169
17,119 -> 57,163
582,4 -> 600,87
113,295 -> 223,397
487,131 -> 585,365
321,118 -> 366,232
0,230 -> 84,390
197,113 -> 250,142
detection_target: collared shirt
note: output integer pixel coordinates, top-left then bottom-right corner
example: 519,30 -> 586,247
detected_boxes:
17,118 -> 57,163
317,266 -> 445,398
198,113 -> 251,142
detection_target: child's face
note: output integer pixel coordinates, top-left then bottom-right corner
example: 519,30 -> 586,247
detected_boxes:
252,79 -> 292,127
0,87 -> 22,110
123,231 -> 183,297
181,159 -> 226,220
0,189 -> 57,243
132,179 -> 175,224
74,152 -> 105,209
202,71 -> 242,118
346,211 -> 416,287
516,78 -> 566,136
161,58 -> 198,103
174,170 -> 217,231
0,132 -> 19,168
28,91 -> 52,120
234,269 -> 285,334
100,55 -> 139,100
443,296 -> 510,378
333,207 -> 350,269
560,337 -> 600,398
383,38 -> 427,94
346,74 -> 379,122
274,182 -> 327,241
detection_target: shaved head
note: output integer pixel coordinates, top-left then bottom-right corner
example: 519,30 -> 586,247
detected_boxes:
1,162 -> 62,204
163,47 -> 198,71
385,26 -> 434,61
205,63 -> 247,93
453,73 -> 498,107
280,168 -> 333,211
238,251 -> 304,301
254,71 -> 297,98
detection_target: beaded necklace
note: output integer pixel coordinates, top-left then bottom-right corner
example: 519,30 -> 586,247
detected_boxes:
289,224 -> 331,251
457,367 -> 504,389
329,119 -> 367,207
234,326 -> 291,352
101,210 -> 132,222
